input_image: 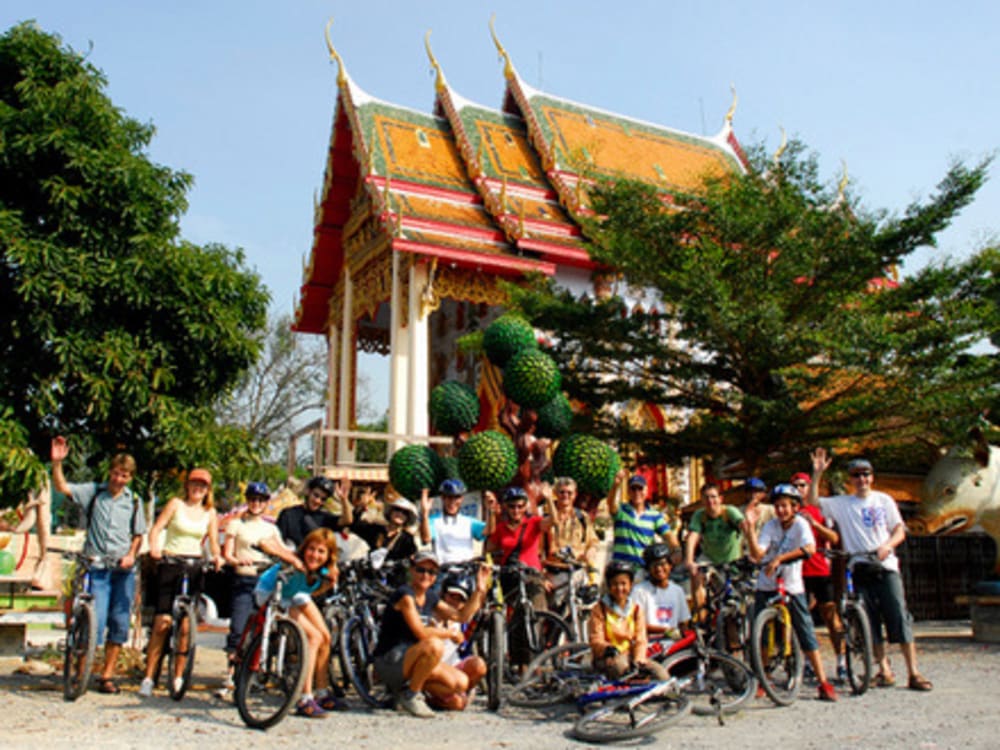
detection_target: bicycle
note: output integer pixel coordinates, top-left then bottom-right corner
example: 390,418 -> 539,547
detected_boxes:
699,559 -> 756,661
150,555 -> 212,700
826,549 -> 876,695
60,551 -> 115,701
749,570 -> 804,706
572,672 -> 693,743
546,548 -> 599,641
232,563 -> 309,729
498,560 -> 572,670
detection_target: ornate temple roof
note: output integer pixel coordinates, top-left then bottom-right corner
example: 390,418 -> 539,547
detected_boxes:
294,24 -> 747,333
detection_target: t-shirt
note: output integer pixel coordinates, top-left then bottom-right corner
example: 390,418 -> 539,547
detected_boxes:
255,563 -> 328,606
489,516 -> 545,569
798,505 -> 832,578
611,504 -> 672,567
689,506 -> 745,564
69,482 -> 146,561
226,515 -> 281,577
633,580 -> 691,630
428,511 -> 487,564
820,491 -> 903,573
276,504 -> 340,548
373,584 -> 440,657
755,516 -> 814,595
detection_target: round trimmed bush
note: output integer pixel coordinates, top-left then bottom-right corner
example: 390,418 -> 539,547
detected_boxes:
389,444 -> 445,500
429,380 -> 480,436
503,349 -> 561,410
552,433 -> 621,497
457,430 -> 519,491
483,314 -> 537,368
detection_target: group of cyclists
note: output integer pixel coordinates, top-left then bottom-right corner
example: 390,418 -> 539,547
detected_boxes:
48,432 -> 933,727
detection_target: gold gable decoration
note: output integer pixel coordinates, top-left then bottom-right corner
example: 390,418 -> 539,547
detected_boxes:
432,265 -> 508,307
352,255 -> 393,322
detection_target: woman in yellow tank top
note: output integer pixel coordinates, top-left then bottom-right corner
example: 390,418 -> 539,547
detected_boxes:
139,468 -> 223,696
589,560 -> 669,680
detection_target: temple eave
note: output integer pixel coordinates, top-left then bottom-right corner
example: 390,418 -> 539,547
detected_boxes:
392,239 -> 555,277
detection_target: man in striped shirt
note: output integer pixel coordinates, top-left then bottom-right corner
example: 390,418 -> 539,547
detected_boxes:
608,474 -> 678,570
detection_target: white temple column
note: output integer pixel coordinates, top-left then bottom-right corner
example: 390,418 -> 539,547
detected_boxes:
388,253 -> 410,457
337,270 -> 355,463
326,323 -> 339,467
407,260 -> 430,441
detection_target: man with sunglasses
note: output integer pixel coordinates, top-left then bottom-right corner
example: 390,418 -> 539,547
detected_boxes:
419,479 -> 490,565
276,475 -> 345,549
811,448 -> 932,691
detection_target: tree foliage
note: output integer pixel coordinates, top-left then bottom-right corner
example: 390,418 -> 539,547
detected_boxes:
511,140 -> 998,476
0,23 -> 268,504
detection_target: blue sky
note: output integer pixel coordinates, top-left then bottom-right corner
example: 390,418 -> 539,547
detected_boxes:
4,1 -> 998,413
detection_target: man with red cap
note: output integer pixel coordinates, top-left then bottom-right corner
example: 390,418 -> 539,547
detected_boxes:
792,470 -> 845,681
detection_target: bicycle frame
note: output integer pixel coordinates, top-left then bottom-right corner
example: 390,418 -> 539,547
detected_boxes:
762,577 -> 794,660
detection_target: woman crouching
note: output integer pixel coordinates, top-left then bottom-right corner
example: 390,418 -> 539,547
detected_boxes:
372,550 -> 490,717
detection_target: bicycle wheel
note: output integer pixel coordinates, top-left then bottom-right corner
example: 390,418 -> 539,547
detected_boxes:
167,601 -> 197,701
340,615 -> 393,709
843,602 -> 873,695
323,607 -> 347,692
529,610 -> 572,656
713,605 -> 748,660
662,648 -> 756,717
572,691 -> 692,742
486,610 -> 505,711
63,602 -> 97,702
507,641 -> 594,708
234,618 -> 308,729
750,606 -> 803,706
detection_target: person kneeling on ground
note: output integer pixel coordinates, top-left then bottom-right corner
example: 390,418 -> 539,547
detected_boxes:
372,550 -> 490,717
633,543 -> 691,644
743,484 -> 837,702
589,560 -> 669,681
426,570 -> 488,710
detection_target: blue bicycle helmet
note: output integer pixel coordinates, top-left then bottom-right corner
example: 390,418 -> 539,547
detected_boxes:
245,481 -> 270,498
439,478 -> 467,497
770,483 -> 802,503
745,476 -> 767,492
502,486 -> 528,504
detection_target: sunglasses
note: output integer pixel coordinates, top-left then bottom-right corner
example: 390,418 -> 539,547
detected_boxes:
247,495 -> 268,502
413,566 -> 438,577
850,471 -> 872,478
792,482 -> 809,488
505,502 -> 527,509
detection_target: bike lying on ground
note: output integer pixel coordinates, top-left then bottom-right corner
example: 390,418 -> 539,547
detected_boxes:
572,672 -> 692,743
232,563 -> 308,730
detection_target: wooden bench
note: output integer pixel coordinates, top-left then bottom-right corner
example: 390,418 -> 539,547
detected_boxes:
955,595 -> 1000,643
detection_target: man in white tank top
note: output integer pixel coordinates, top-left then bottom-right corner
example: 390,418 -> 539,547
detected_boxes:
419,480 -> 489,564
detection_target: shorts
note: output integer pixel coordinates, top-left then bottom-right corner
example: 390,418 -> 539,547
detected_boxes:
90,567 -> 135,647
373,642 -> 412,694
855,569 -> 914,645
150,558 -> 204,616
754,590 -> 819,653
804,576 -> 834,606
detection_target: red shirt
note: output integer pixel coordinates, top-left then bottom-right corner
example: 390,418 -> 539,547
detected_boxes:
799,504 -> 831,578
489,515 -> 545,570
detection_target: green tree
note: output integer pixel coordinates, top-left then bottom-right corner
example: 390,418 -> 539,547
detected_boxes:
511,141 -> 998,476
0,23 -> 267,504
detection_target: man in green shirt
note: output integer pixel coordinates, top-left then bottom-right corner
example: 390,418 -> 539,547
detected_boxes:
684,483 -> 745,613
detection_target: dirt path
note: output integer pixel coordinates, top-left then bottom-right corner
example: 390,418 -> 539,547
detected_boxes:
2,626 -> 997,749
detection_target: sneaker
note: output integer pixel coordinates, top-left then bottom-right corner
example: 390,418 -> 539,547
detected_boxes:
803,664 -> 817,683
213,687 -> 232,702
396,690 -> 435,718
172,676 -> 185,694
317,692 -> 349,711
138,677 -> 154,697
818,681 -> 838,702
295,697 -> 328,718
836,665 -> 848,683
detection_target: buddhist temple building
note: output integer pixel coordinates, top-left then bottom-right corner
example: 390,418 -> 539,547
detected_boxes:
292,21 -> 747,500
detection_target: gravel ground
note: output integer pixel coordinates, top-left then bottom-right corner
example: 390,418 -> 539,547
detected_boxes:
2,624 -> 998,750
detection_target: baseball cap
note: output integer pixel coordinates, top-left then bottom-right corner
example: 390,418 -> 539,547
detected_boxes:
745,477 -> 767,492
847,459 -> 874,474
628,475 -> 647,488
411,549 -> 440,568
789,472 -> 811,485
188,468 -> 212,485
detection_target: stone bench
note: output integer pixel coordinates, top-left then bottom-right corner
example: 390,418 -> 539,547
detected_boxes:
955,594 -> 1000,643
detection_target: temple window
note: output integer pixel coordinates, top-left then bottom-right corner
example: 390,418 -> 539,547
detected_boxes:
415,129 -> 430,148
504,132 -> 515,147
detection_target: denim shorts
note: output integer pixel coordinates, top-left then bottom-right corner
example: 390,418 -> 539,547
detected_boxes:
754,590 -> 819,652
90,567 -> 136,646
373,641 -> 411,694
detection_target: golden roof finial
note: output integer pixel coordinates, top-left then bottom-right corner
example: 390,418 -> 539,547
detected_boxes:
424,31 -> 446,94
724,83 -> 738,128
489,14 -> 515,81
772,127 -> 788,168
324,18 -> 347,87
837,160 -> 849,200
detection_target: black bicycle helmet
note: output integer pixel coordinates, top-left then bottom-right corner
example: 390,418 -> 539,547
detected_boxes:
245,481 -> 270,498
502,486 -> 528,504
441,571 -> 474,601
604,559 -> 635,584
307,476 -> 336,498
642,543 -> 672,570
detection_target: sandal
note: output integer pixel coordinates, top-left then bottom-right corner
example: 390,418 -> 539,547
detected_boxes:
97,678 -> 121,694
907,674 -> 933,691
874,672 -> 896,688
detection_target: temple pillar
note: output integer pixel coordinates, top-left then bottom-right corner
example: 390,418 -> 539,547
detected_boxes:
337,270 -> 356,463
326,323 -> 339,467
388,253 -> 410,456
407,260 -> 430,440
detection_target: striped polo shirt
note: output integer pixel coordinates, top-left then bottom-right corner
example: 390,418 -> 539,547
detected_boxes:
611,504 -> 671,567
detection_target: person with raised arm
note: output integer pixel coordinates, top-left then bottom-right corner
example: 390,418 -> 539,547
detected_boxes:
810,448 -> 932,691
